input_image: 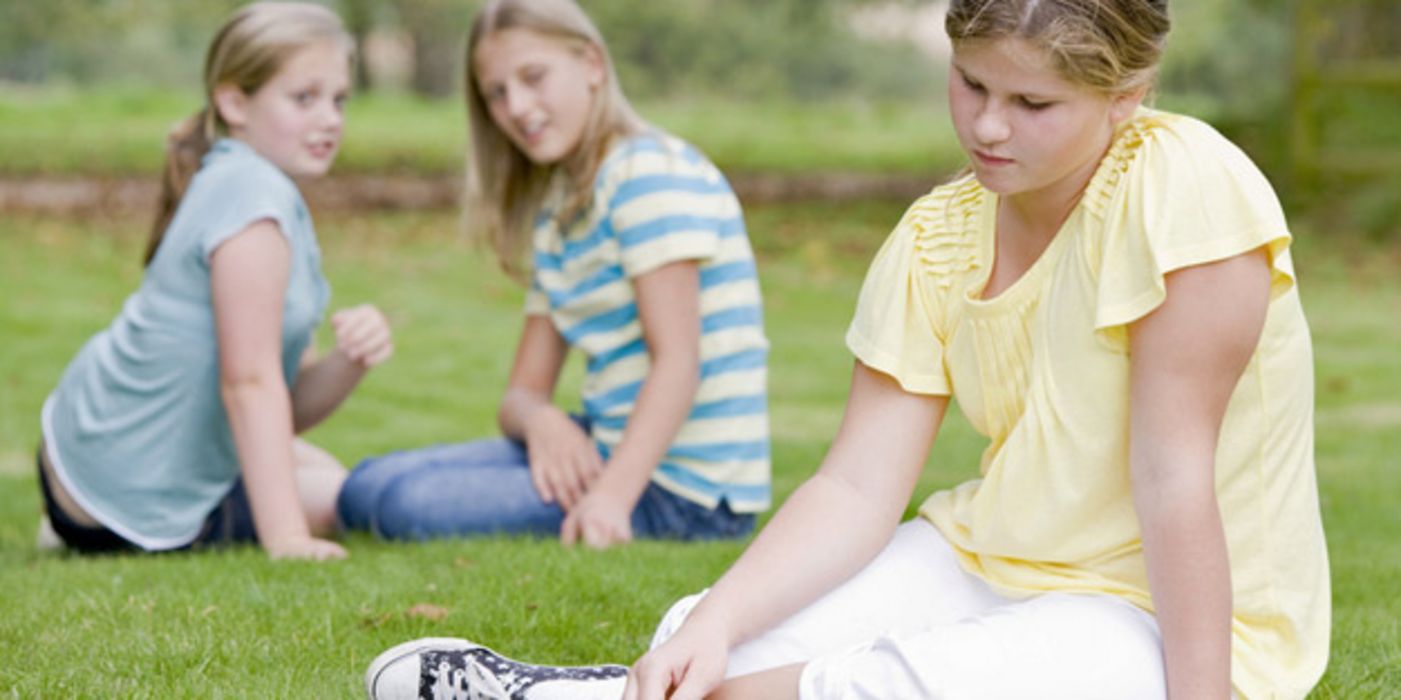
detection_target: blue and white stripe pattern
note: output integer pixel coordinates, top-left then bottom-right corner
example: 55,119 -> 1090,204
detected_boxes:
526,132 -> 770,513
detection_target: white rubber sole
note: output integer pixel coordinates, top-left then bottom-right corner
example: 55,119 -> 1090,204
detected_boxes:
364,637 -> 477,700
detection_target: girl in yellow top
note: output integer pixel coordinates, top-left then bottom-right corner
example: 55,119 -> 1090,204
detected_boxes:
363,1 -> 1328,699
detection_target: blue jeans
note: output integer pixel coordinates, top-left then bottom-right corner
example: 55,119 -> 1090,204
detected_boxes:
337,438 -> 754,541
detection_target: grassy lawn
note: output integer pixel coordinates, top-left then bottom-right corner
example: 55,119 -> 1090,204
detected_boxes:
0,86 -> 964,178
1,203 -> 1398,697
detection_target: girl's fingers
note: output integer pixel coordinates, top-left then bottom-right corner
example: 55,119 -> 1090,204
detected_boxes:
566,468 -> 586,508
629,656 -> 673,700
333,327 -> 365,358
670,685 -> 705,700
582,517 -> 623,549
350,329 -> 392,364
330,306 -> 368,333
335,317 -> 367,341
566,455 -> 590,502
550,464 -> 578,509
584,521 -> 604,549
549,442 -> 588,504
597,520 -> 626,549
530,462 -> 555,504
332,306 -> 390,349
548,462 -> 570,507
269,537 -> 348,561
559,511 -> 580,546
338,325 -> 393,366
315,540 -> 349,560
532,433 -> 602,510
668,658 -> 715,700
336,316 -> 376,349
362,342 -> 394,367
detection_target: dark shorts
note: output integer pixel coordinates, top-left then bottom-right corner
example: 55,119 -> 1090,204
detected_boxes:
37,446 -> 258,554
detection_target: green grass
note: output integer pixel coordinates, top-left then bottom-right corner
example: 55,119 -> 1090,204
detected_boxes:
0,86 -> 961,178
1,205 -> 1398,696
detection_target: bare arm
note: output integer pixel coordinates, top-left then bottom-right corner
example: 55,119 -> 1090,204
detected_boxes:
211,220 -> 344,561
496,313 -> 606,510
498,314 -> 571,440
1129,247 -> 1271,700
562,260 -> 703,548
686,363 -> 943,645
627,362 -> 948,699
290,304 -> 393,432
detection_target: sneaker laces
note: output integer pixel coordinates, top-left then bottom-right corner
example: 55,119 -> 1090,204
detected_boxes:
424,652 -> 507,700
421,648 -> 627,700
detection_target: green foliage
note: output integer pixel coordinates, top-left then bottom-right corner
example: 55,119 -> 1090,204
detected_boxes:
369,0 -> 934,100
1333,175 -> 1401,243
1156,1 -> 1292,168
586,0 -> 930,100
0,0 -> 246,85
0,0 -> 930,102
1311,0 -> 1401,60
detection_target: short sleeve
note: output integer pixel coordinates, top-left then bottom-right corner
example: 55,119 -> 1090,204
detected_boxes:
845,200 -> 953,396
196,157 -> 301,263
523,275 -> 551,315
1093,115 -> 1296,344
606,140 -> 730,278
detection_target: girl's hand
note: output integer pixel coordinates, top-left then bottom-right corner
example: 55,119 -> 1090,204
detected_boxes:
264,535 -> 347,561
331,304 -> 393,369
524,409 -> 604,509
624,621 -> 730,700
560,487 -> 634,549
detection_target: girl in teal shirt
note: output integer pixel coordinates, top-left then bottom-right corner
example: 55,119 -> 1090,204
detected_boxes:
39,2 -> 391,561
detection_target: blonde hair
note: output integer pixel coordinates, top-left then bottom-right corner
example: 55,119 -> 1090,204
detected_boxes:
945,0 -> 1171,95
465,0 -> 646,279
146,2 -> 353,265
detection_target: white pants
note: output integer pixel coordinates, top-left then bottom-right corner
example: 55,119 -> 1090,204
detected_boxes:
651,519 -> 1167,700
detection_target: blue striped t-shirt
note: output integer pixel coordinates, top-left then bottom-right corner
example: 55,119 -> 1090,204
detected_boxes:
525,132 -> 770,512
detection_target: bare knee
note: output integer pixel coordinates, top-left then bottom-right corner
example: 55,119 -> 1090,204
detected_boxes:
294,439 -> 347,537
293,438 -> 345,472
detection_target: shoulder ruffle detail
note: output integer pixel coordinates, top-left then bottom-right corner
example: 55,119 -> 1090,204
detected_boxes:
1081,113 -> 1160,222
910,175 -> 984,289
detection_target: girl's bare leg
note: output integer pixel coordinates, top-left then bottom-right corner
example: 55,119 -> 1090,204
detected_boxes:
708,664 -> 802,700
293,438 -> 347,537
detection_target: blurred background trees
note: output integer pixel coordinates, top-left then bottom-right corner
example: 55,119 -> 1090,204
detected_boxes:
0,0 -> 930,101
0,1 -> 1323,116
1,0 -> 1396,238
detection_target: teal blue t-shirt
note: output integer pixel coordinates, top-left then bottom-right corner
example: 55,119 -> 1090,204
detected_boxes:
42,138 -> 330,550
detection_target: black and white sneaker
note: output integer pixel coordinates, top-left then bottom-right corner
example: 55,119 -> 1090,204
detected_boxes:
365,637 -> 629,700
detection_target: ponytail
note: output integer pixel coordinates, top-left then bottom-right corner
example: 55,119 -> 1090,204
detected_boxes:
145,108 -> 215,266
143,2 -> 353,265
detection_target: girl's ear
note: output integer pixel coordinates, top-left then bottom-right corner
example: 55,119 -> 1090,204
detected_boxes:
1109,84 -> 1149,124
212,83 -> 249,131
579,43 -> 606,90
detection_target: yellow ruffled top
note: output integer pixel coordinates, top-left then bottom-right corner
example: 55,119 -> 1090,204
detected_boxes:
845,108 -> 1329,699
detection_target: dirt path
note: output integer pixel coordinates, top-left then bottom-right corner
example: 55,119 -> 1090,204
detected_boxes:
0,172 -> 938,215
